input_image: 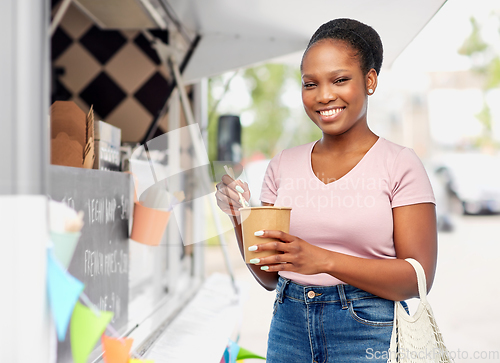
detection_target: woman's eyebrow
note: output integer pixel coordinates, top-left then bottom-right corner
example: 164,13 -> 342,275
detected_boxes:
302,69 -> 350,79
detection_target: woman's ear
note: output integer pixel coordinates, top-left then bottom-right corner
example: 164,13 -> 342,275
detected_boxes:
366,69 -> 378,95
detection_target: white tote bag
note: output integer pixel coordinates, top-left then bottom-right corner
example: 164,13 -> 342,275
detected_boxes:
387,258 -> 453,363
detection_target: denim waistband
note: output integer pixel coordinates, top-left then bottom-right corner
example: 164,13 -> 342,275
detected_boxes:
276,276 -> 381,308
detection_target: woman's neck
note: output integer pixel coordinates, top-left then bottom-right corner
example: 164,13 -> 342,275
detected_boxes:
317,124 -> 378,156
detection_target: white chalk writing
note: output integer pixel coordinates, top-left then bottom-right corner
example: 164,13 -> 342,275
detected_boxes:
87,197 -> 117,225
99,292 -> 121,322
84,248 -> 128,277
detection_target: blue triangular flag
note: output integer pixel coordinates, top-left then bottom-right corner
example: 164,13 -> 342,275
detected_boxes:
228,339 -> 241,363
223,345 -> 230,363
47,249 -> 85,341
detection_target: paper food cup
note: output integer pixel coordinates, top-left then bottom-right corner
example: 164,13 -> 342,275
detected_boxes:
130,201 -> 171,246
239,206 -> 292,264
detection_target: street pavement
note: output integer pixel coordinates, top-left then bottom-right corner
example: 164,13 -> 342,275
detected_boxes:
425,214 -> 500,362
204,213 -> 500,362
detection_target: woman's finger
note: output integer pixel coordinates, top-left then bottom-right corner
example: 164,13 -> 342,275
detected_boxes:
258,261 -> 291,272
221,175 -> 251,202
248,240 -> 291,254
216,181 -> 243,208
254,230 -> 295,243
248,251 -> 291,266
221,174 -> 235,186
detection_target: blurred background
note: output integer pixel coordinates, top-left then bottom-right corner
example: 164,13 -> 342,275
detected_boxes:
204,0 -> 500,361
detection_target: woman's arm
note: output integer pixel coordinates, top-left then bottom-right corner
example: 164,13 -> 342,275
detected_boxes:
249,202 -> 437,301
229,212 -> 279,291
215,175 -> 278,291
324,203 -> 437,300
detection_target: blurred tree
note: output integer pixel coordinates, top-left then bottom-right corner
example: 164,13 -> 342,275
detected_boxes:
241,64 -> 289,158
207,64 -> 321,162
458,14 -> 500,149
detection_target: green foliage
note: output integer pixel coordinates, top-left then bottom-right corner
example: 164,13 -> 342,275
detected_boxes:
242,64 -> 291,157
458,17 -> 488,57
459,14 -> 500,149
206,77 -> 223,162
486,56 -> 500,89
475,102 -> 492,134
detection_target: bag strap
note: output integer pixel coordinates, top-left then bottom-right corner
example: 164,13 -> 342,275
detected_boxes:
405,258 -> 428,303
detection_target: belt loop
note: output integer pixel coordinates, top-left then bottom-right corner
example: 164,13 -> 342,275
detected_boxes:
337,284 -> 348,309
276,276 -> 290,303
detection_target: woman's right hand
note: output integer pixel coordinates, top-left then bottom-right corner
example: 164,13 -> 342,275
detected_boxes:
215,175 -> 251,216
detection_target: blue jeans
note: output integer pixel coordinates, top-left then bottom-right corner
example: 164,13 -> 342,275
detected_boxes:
266,276 -> 409,363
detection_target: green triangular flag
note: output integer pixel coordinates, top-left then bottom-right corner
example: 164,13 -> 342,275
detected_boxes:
70,301 -> 114,363
236,346 -> 266,360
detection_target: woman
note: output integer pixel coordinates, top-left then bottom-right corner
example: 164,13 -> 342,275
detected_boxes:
215,18 -> 437,362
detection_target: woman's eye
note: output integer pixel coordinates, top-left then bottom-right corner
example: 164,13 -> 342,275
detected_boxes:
335,78 -> 349,84
303,83 -> 316,89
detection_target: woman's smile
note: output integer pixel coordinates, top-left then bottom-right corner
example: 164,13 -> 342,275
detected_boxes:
317,106 -> 346,122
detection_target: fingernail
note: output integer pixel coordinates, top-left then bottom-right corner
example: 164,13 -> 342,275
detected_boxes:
235,186 -> 244,193
248,245 -> 258,251
254,230 -> 264,236
249,258 -> 260,264
261,266 -> 269,270
244,200 -> 250,207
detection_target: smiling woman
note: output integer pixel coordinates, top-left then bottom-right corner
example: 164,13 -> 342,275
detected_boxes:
215,18 -> 438,363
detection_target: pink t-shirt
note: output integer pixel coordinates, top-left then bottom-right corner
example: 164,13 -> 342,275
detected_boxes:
259,137 -> 435,286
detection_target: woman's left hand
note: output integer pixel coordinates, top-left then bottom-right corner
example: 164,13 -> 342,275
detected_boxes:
249,230 -> 333,275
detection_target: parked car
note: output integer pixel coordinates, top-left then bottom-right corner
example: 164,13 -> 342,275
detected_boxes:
431,152 -> 500,215
425,164 -> 454,232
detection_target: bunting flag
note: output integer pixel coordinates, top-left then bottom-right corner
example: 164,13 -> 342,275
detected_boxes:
50,231 -> 81,269
236,346 -> 266,360
70,301 -> 114,363
222,340 -> 266,362
228,340 -> 240,363
46,250 -> 85,341
102,335 -> 134,363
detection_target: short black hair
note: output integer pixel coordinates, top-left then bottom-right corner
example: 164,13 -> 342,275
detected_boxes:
301,18 -> 383,75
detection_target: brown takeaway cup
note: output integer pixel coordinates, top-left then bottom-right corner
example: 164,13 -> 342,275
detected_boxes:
130,201 -> 171,246
239,206 -> 292,264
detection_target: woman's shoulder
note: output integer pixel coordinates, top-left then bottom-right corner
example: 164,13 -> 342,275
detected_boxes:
376,137 -> 409,157
376,137 -> 430,184
376,137 -> 423,163
266,141 -> 317,172
279,141 -> 317,159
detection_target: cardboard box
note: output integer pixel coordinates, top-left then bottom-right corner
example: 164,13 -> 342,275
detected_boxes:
50,101 -> 95,169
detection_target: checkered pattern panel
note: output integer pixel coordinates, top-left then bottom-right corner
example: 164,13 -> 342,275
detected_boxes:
51,2 -> 170,142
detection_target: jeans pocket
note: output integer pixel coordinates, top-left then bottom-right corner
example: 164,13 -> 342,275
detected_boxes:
348,297 -> 394,327
272,296 -> 279,316
272,288 -> 284,317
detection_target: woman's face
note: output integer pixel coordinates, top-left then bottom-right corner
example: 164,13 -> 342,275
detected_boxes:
301,39 -> 376,137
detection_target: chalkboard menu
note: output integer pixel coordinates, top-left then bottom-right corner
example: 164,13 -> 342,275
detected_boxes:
49,165 -> 133,362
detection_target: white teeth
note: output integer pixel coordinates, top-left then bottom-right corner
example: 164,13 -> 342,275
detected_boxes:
319,108 -> 343,116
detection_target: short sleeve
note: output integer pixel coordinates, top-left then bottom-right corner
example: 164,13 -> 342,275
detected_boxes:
390,148 -> 435,208
259,151 -> 283,204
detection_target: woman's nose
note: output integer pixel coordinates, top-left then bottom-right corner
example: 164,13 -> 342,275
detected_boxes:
316,84 -> 337,103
